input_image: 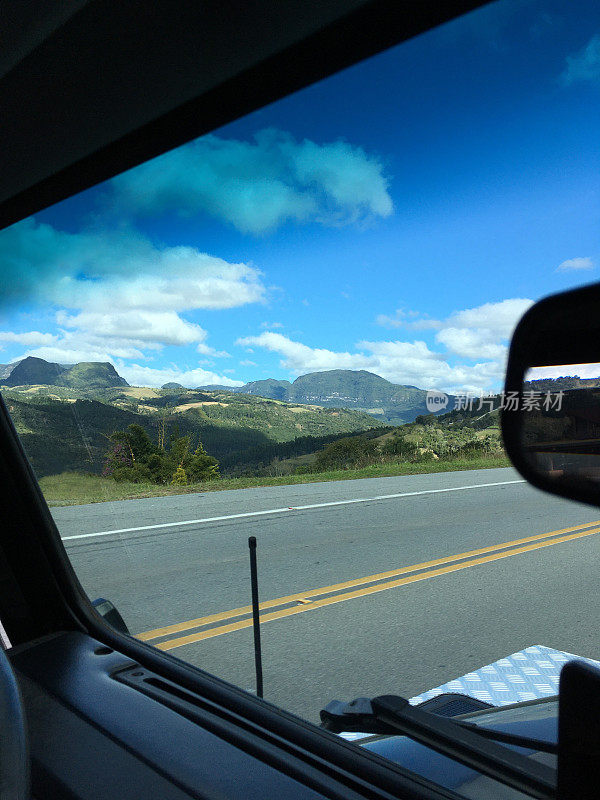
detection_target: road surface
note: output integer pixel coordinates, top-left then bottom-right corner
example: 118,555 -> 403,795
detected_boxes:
51,467 -> 600,721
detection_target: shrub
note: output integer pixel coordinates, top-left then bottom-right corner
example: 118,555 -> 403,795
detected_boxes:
171,466 -> 188,485
294,463 -> 315,475
381,435 -> 419,459
315,436 -> 379,470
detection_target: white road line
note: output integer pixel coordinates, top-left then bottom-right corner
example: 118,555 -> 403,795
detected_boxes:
61,479 -> 525,542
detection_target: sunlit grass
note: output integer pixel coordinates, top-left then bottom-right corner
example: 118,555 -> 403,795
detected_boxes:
39,454 -> 511,507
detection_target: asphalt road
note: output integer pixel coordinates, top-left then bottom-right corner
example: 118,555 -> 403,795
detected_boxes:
51,467 -> 600,721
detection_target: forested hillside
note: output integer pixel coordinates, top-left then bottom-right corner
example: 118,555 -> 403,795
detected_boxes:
3,387 -> 378,478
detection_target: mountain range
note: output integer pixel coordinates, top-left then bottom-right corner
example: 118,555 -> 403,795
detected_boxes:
201,370 -> 454,423
2,359 -> 452,423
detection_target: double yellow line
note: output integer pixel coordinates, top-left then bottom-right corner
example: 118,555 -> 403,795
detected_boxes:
139,519 -> 600,651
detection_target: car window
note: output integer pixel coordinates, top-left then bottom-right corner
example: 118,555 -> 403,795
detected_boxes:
1,0 -> 599,787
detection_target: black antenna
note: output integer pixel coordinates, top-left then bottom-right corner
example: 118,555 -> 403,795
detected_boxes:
248,536 -> 263,698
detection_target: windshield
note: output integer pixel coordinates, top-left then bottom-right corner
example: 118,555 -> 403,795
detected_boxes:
1,0 -> 599,792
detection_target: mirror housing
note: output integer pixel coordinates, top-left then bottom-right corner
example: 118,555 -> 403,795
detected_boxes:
502,282 -> 600,509
92,597 -> 130,635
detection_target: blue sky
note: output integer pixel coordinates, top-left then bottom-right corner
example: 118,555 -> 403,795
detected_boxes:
0,0 -> 599,393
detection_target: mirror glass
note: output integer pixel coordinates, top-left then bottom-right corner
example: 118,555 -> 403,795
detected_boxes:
522,363 -> 600,482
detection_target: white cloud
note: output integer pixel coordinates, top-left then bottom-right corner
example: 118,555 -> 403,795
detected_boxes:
24,340 -> 146,363
434,298 -> 532,360
237,331 -> 375,373
376,299 -> 532,340
51,252 -> 265,314
435,328 -> 507,361
375,298 -> 531,363
556,256 -> 594,271
241,298 -> 533,394
110,129 -> 393,234
260,321 -> 284,329
112,362 -> 243,389
236,331 -> 503,394
376,309 -> 442,330
197,342 -> 230,358
444,298 -> 532,336
560,34 -> 600,86
56,309 -> 207,347
0,331 -> 58,346
0,218 -> 264,374
240,359 -> 257,367
0,219 -> 265,312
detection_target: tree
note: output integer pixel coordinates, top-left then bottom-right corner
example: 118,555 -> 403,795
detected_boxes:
187,441 -> 220,481
103,425 -> 220,484
168,434 -> 191,473
106,424 -> 157,463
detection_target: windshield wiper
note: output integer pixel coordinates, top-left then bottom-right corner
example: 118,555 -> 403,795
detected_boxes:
320,695 -> 555,799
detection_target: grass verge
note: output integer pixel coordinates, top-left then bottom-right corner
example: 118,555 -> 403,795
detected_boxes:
40,455 -> 511,506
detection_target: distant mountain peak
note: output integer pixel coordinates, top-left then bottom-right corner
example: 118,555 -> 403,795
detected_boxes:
4,356 -> 67,386
1,356 -> 128,388
63,362 -> 128,389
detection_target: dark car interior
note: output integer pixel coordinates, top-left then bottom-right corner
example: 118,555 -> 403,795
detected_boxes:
1,2 -> 599,799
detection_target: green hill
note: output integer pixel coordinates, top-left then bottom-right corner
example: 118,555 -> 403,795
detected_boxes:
59,361 -> 128,389
239,378 -> 292,401
293,412 -> 504,475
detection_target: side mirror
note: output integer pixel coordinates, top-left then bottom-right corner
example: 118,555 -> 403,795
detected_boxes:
92,597 -> 130,635
502,282 -> 600,508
